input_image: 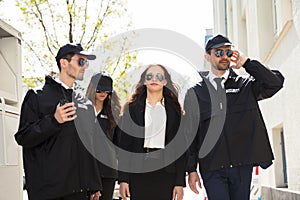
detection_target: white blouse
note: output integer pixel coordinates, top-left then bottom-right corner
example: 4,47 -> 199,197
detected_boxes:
144,99 -> 167,149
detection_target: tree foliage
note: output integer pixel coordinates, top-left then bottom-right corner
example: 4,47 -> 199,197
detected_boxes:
14,0 -> 137,98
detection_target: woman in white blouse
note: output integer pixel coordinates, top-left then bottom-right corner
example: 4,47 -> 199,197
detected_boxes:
118,64 -> 185,200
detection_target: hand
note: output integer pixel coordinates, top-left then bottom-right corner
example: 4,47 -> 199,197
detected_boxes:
90,191 -> 101,200
230,50 -> 247,69
119,182 -> 130,200
172,186 -> 184,200
188,172 -> 201,194
54,102 -> 77,123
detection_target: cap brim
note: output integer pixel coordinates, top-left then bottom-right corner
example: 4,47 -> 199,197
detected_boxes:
79,50 -> 96,60
211,42 -> 232,49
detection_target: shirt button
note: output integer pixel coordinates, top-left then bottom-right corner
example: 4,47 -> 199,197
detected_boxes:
230,165 -> 233,168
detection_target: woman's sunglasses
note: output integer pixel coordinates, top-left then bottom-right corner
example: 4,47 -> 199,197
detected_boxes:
214,49 -> 233,57
145,73 -> 165,82
96,90 -> 111,94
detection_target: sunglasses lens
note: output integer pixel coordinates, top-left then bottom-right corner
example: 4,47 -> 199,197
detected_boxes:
96,90 -> 110,93
78,58 -> 88,67
145,73 -> 153,81
226,49 -> 233,57
215,50 -> 224,57
156,73 -> 164,82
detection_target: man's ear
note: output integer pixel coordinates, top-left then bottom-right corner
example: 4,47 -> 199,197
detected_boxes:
60,59 -> 68,69
204,53 -> 210,62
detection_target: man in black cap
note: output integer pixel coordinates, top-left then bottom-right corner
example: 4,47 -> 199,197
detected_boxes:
15,43 -> 102,200
184,34 -> 284,200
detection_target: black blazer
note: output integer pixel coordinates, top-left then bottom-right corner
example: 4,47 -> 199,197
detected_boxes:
118,94 -> 186,186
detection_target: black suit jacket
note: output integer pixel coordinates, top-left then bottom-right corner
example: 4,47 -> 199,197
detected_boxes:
118,94 -> 186,186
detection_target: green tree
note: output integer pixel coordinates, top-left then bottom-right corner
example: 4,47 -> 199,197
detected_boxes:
3,0 -> 137,96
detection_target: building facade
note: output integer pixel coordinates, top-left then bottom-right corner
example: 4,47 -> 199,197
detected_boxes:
212,0 -> 300,199
0,18 -> 23,200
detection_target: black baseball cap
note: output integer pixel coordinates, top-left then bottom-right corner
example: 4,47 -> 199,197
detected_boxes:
91,72 -> 113,93
205,34 -> 232,53
55,43 -> 96,63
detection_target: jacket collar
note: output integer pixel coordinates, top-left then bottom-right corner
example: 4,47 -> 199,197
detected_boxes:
199,68 -> 238,83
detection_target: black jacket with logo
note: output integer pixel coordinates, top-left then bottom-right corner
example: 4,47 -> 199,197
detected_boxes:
95,111 -> 118,179
185,59 -> 284,173
15,76 -> 102,200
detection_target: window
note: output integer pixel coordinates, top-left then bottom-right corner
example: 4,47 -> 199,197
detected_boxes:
273,126 -> 288,188
272,0 -> 292,37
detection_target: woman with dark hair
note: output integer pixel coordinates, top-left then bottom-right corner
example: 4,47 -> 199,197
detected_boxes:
86,71 -> 121,200
118,64 -> 186,200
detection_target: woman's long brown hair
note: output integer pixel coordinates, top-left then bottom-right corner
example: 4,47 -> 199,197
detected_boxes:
126,64 -> 181,115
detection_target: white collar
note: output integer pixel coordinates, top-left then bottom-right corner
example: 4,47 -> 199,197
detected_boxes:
54,77 -> 74,90
207,69 -> 229,82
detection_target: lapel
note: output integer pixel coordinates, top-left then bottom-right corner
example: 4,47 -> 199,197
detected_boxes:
128,97 -> 179,145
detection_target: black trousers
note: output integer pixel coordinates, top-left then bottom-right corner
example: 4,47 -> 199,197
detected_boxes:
99,178 -> 116,200
201,165 -> 253,200
129,169 -> 176,200
50,191 -> 91,200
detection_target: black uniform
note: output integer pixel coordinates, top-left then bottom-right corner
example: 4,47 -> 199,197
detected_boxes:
185,59 -> 284,173
95,111 -> 118,200
185,59 -> 284,199
15,76 -> 102,200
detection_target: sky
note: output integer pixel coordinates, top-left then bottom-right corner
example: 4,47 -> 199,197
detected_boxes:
119,0 -> 214,91
127,0 -> 213,47
0,0 -> 214,85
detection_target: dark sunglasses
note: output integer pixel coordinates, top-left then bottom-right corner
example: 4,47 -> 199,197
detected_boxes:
214,49 -> 233,57
145,73 -> 165,82
66,58 -> 89,67
96,90 -> 111,93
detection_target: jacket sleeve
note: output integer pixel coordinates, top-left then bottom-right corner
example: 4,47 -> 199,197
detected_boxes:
243,59 -> 285,100
117,111 -> 133,184
171,111 -> 187,187
183,88 -> 201,174
175,151 -> 187,187
14,90 -> 61,148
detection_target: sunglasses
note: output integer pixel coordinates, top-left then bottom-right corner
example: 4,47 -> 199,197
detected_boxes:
214,49 -> 233,57
145,73 -> 165,82
96,90 -> 111,93
67,58 -> 89,67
